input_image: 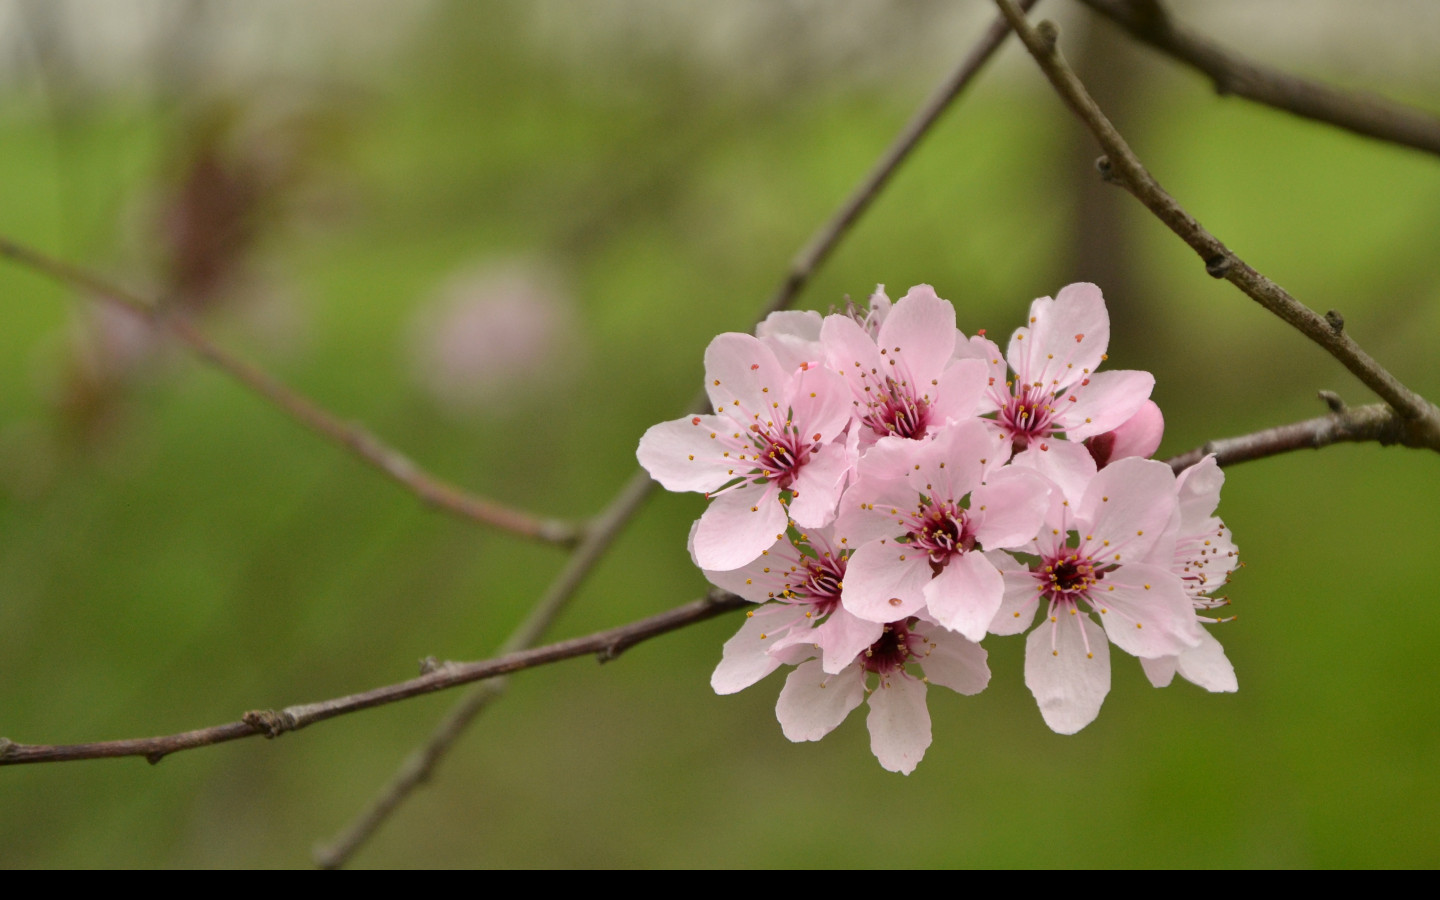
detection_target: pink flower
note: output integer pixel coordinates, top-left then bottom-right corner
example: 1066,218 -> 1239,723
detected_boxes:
822,284 -> 987,445
835,419 -> 1049,640
702,526 -> 884,683
638,333 -> 852,570
1084,399 -> 1165,468
1139,455 -> 1241,693
991,444 -> 1202,733
962,283 -> 1154,453
773,615 -> 989,774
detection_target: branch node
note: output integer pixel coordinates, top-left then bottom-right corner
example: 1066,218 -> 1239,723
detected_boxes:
418,656 -> 441,675
1035,19 -> 1060,52
1325,309 -> 1345,333
146,751 -> 167,766
242,709 -> 297,739
0,737 -> 13,760
1318,390 -> 1347,414
1204,254 -> 1231,278
1094,155 -> 1117,183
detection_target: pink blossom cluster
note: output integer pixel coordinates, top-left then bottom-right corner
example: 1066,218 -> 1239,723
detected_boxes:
638,283 -> 1239,773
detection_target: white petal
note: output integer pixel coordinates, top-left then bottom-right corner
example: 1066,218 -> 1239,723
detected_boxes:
876,285 -> 957,385
1079,456 -> 1177,561
989,555 -> 1041,636
635,415 -> 737,493
756,310 -> 824,371
1025,612 -> 1111,734
711,605 -> 798,694
813,610 -> 885,675
1061,369 -> 1154,440
1091,565 -> 1202,658
971,466 -> 1050,551
692,484 -> 787,571
1175,628 -> 1238,693
920,631 -> 990,696
704,333 -> 789,422
839,542 -> 932,622
1140,654 -> 1177,688
786,443 -> 850,528
866,675 -> 931,774
776,660 -> 865,742
924,551 -> 1004,643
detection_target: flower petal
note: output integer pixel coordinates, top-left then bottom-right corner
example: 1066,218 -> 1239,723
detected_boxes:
704,332 -> 789,422
1091,564 -> 1202,659
924,550 -> 1004,642
636,415 -> 738,493
811,610 -> 885,676
866,675 -> 931,774
1175,628 -> 1238,692
1061,369 -> 1155,440
776,660 -> 865,742
691,483 -> 787,571
711,605 -> 799,694
839,542 -> 932,622
1025,611 -> 1111,734
1008,282 -> 1109,390
920,630 -> 990,696
756,310 -> 824,371
875,285 -> 957,385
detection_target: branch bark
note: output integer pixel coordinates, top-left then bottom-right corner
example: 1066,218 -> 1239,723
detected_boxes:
0,237 -> 582,546
1164,399 -> 1431,472
993,0 -> 1440,451
0,590 -> 749,767
1077,0 -> 1440,158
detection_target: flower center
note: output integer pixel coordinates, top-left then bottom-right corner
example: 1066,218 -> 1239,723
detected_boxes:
859,619 -> 924,675
795,553 -> 846,617
752,426 -> 812,489
1039,551 -> 1102,605
997,383 -> 1056,450
908,500 -> 975,565
856,375 -> 930,440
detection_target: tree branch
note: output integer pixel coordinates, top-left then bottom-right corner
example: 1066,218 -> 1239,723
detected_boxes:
1077,0 -> 1440,158
0,590 -> 749,767
992,0 -> 1440,449
0,236 -> 582,547
1165,398 -> 1433,473
4,393 -> 1422,767
311,3 -> 1041,866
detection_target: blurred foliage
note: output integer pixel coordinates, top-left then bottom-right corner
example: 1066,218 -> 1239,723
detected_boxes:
1,1 -> 1439,868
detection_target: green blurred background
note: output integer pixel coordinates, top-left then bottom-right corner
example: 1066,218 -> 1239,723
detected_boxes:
2,0 -> 1439,868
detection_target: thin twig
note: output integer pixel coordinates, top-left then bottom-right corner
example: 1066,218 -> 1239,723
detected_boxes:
312,2 -> 1041,867
1077,0 -> 1440,157
0,590 -> 749,767
992,0 -> 1440,448
1165,399 -> 1435,473
0,236 -> 582,547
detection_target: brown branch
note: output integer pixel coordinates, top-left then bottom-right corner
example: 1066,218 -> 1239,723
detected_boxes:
1165,398 -> 1434,473
0,590 -> 749,767
0,236 -> 582,547
992,0 -> 1440,450
1077,0 -> 1440,157
311,4 -> 1040,867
